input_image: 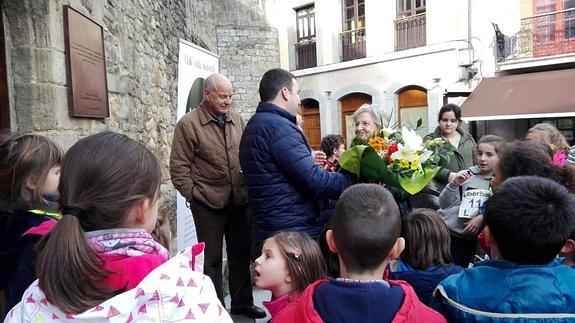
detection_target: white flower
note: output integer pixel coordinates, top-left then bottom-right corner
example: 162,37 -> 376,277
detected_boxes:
401,127 -> 423,151
391,143 -> 418,162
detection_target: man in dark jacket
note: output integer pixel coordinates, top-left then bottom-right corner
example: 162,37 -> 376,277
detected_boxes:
170,73 -> 265,319
239,68 -> 353,250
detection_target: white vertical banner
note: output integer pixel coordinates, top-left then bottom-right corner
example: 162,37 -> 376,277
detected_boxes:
175,39 -> 219,251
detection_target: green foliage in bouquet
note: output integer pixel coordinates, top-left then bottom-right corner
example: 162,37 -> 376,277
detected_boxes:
339,126 -> 453,195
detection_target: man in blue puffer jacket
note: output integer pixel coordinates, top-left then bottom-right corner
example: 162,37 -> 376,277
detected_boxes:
240,68 -> 354,251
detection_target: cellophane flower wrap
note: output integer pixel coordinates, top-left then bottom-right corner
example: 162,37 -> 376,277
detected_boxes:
339,127 -> 453,194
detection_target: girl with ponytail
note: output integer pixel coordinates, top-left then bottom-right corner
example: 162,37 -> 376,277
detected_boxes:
6,131 -> 230,322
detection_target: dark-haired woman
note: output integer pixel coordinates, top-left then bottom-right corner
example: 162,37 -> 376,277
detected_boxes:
414,104 -> 476,210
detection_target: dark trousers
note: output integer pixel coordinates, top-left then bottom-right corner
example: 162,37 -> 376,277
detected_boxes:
190,200 -> 253,309
450,234 -> 477,268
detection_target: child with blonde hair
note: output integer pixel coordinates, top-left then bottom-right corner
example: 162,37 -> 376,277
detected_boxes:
526,122 -> 570,166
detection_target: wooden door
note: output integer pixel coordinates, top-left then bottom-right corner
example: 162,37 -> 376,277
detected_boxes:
340,93 -> 371,147
398,87 -> 428,136
301,99 -> 321,150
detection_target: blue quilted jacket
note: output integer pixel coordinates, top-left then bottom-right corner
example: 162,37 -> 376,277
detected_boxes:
239,102 -> 353,247
431,260 -> 575,322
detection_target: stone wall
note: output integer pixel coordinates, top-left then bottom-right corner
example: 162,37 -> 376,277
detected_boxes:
189,0 -> 280,118
2,0 -> 280,232
218,26 -> 280,120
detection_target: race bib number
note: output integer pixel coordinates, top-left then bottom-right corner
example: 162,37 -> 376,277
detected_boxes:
458,189 -> 491,219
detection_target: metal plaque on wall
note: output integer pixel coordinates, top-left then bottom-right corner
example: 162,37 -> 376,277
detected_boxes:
64,6 -> 109,118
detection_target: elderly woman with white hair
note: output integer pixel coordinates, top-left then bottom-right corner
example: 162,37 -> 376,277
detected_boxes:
351,104 -> 382,146
348,104 -> 411,215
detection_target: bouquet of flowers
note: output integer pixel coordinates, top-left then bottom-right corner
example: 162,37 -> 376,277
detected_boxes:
339,126 -> 453,194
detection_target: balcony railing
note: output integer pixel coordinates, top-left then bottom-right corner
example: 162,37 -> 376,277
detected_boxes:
295,39 -> 317,70
340,27 -> 366,61
395,13 -> 426,51
498,8 -> 575,63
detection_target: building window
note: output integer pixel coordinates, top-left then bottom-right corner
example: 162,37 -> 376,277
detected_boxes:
395,0 -> 426,51
397,0 -> 426,17
534,0 -> 557,42
340,0 -> 366,61
531,0 -> 575,57
295,5 -> 317,69
565,0 -> 575,38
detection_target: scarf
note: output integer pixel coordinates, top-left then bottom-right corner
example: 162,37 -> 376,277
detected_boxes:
85,228 -> 170,261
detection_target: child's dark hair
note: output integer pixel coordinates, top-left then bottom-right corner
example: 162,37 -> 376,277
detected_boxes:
0,132 -> 63,212
400,208 -> 452,270
477,135 -> 506,155
485,176 -> 575,264
333,184 -> 401,273
498,140 -> 575,193
36,131 -> 162,314
320,134 -> 345,158
270,231 -> 326,295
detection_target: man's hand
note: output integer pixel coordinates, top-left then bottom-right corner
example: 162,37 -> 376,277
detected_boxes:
311,150 -> 327,166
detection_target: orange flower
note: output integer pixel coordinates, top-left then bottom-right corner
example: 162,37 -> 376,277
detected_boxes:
368,137 -> 388,153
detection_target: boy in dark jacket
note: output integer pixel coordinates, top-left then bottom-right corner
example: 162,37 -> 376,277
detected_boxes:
275,184 -> 446,323
432,176 -> 575,322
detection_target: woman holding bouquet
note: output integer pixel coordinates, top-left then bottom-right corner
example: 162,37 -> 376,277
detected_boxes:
350,104 -> 411,215
421,104 -> 475,208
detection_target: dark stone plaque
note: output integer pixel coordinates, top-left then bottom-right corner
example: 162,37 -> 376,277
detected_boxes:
64,6 -> 109,118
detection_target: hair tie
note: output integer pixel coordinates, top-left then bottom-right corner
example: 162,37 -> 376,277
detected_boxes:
61,205 -> 86,218
291,252 -> 301,260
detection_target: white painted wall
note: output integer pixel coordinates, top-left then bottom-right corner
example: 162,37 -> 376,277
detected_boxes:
273,0 -> 519,137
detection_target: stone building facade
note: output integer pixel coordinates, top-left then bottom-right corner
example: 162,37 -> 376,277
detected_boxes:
1,0 -> 280,227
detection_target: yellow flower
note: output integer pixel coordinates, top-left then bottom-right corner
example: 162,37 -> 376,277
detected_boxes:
411,160 -> 420,171
399,159 -> 410,168
368,137 -> 388,153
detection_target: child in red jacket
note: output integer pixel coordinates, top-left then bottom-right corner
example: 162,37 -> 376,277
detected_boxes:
275,184 -> 446,323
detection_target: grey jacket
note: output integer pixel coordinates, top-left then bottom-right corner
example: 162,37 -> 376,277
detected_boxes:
438,166 -> 491,238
